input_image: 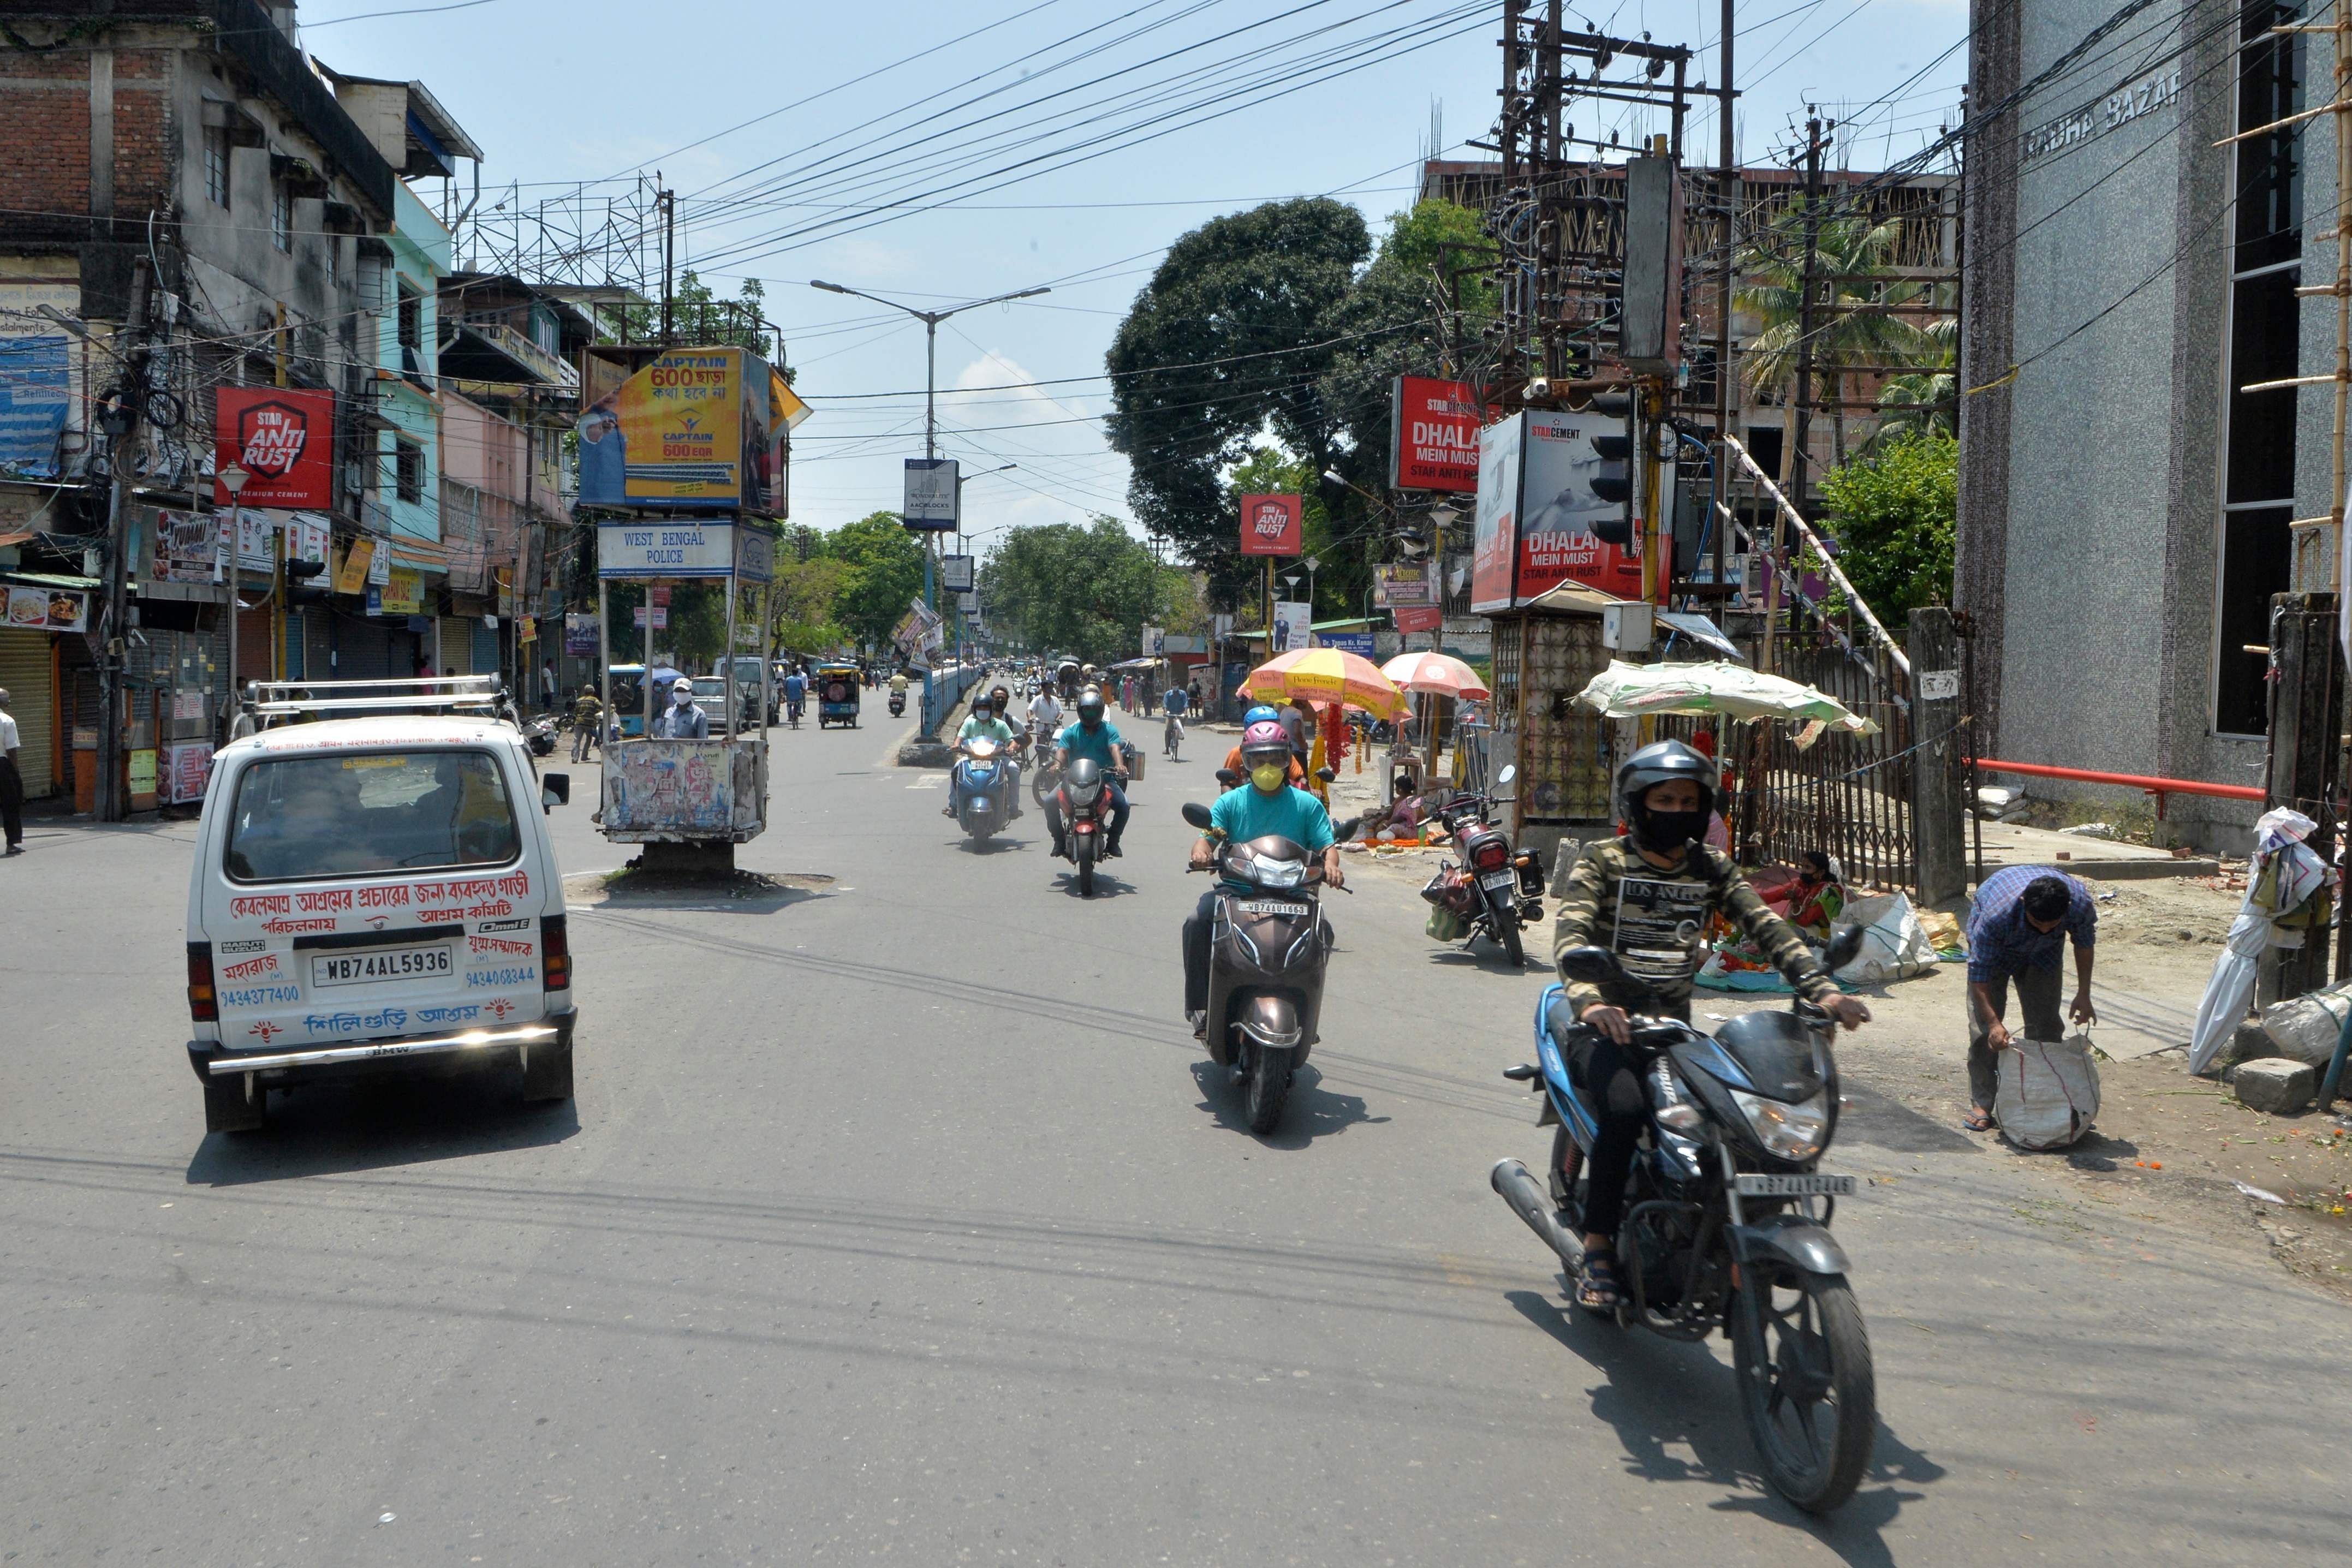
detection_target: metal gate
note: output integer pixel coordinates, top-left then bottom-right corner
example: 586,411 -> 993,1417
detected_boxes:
1736,640 -> 1916,891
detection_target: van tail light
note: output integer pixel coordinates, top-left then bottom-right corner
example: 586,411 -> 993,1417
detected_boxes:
540,915 -> 570,992
1471,839 -> 1511,872
186,942 -> 218,1022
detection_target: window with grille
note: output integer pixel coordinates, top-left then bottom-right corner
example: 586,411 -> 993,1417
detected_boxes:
204,127 -> 230,208
271,182 -> 291,251
395,440 -> 423,504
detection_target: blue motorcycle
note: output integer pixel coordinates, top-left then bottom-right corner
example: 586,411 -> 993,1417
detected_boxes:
950,736 -> 1016,845
1490,928 -> 1876,1515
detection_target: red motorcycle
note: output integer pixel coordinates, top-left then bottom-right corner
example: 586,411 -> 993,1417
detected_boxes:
1055,758 -> 1112,897
1419,765 -> 1544,967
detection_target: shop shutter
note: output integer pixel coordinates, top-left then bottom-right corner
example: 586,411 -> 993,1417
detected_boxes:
235,604 -> 272,686
335,613 -> 395,681
436,616 -> 472,675
0,629 -> 57,798
299,607 -> 331,682
472,619 -> 499,673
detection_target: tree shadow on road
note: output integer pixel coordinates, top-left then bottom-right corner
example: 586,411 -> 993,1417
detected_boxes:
1188,1059 -> 1389,1146
184,1067 -> 579,1187
1504,1287 -> 1943,1567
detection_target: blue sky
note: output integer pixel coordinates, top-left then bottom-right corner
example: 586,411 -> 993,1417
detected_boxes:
307,0 -> 1968,538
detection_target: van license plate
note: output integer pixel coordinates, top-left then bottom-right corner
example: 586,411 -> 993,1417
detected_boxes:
311,944 -> 453,988
1734,1173 -> 1856,1197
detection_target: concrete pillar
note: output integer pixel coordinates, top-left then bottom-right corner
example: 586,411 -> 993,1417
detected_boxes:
1908,606 -> 1967,906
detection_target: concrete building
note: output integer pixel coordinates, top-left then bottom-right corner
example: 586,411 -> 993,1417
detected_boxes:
1961,0 -> 2320,846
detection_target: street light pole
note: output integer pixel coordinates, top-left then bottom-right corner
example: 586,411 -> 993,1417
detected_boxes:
809,279 -> 1050,660
218,463 -> 250,745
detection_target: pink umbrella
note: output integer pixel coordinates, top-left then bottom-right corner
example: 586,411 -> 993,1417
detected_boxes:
1379,649 -> 1490,700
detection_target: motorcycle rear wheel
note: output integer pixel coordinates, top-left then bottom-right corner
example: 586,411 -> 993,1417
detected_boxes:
1495,913 -> 1526,968
1732,1263 -> 1877,1515
1242,1044 -> 1292,1134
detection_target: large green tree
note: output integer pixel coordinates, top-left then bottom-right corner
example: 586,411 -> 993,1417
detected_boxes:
826,511 -> 930,653
1819,431 -> 1957,621
1104,198 -> 1369,604
979,518 -> 1187,664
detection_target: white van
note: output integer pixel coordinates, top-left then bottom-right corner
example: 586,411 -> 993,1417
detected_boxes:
183,681 -> 577,1134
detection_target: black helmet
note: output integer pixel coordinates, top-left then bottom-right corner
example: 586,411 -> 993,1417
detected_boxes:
1615,739 -> 1718,851
1076,688 -> 1105,723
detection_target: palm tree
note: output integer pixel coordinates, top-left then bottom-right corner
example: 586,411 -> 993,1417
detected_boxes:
1868,317 -> 1956,450
1736,212 -> 1946,469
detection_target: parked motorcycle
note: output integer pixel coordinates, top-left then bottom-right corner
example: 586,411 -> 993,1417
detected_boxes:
951,737 -> 1016,844
1053,758 -> 1113,896
520,716 -> 557,758
1419,765 -> 1543,967
1490,926 -> 1875,1515
1181,801 -> 1356,1132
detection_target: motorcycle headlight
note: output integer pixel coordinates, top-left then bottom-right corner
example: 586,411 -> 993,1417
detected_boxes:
1731,1088 -> 1832,1161
1249,854 -> 1306,888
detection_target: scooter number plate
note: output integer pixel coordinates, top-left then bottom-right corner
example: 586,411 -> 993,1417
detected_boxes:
1734,1173 -> 1856,1197
1238,900 -> 1309,917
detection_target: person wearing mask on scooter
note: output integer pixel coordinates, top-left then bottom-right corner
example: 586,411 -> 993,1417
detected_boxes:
1182,719 -> 1343,1036
1049,687 -> 1129,857
950,694 -> 1023,820
1222,705 -> 1304,788
1550,740 -> 1870,1316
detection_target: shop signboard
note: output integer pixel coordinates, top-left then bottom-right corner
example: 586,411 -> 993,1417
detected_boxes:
1240,493 -> 1302,556
382,568 -> 425,616
1389,375 -> 1482,492
1394,603 -> 1443,635
1314,630 -> 1374,656
1373,561 -> 1434,607
5,583 -> 86,631
334,538 -> 375,596
163,741 -> 215,804
215,388 -> 335,508
152,509 -> 221,585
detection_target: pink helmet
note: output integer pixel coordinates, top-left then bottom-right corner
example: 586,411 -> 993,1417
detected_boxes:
1240,719 -> 1290,758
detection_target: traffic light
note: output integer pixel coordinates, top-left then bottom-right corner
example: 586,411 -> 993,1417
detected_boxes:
285,557 -> 331,609
1588,429 -> 1634,546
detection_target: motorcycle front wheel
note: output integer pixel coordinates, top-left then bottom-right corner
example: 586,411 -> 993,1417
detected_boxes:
1241,1043 -> 1292,1134
1732,1262 -> 1877,1515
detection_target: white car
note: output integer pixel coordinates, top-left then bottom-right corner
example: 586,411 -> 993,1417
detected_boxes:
183,696 -> 578,1134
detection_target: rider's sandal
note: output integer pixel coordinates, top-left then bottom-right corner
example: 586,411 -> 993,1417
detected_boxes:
1575,1250 -> 1624,1315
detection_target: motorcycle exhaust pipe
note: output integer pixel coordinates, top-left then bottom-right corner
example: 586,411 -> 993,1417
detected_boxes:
1491,1158 -> 1582,1269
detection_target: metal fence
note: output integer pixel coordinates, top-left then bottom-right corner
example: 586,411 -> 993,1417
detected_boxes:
1736,641 -> 1917,892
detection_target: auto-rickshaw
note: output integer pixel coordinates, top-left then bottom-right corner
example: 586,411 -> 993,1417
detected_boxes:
815,662 -> 862,728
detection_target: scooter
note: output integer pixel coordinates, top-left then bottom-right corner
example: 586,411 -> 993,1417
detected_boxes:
1180,801 -> 1355,1133
519,716 -> 557,758
1053,758 -> 1112,896
1419,766 -> 1544,967
951,737 -> 1016,844
1489,926 -> 1876,1515
888,690 -> 906,718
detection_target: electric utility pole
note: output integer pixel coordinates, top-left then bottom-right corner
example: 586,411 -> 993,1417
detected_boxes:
96,258 -> 154,822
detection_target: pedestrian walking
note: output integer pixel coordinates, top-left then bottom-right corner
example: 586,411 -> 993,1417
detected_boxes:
539,660 -> 557,712
571,684 -> 603,761
1962,865 -> 2098,1131
0,686 -> 22,854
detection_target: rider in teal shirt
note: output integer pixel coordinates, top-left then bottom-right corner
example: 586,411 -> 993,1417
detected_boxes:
951,698 -> 1023,818
1049,687 -> 1129,857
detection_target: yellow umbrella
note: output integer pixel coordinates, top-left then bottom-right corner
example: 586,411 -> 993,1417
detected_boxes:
1240,647 -> 1409,720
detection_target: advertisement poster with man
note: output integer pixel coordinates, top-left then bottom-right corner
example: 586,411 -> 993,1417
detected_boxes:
574,347 -> 785,513
1515,409 -> 1651,601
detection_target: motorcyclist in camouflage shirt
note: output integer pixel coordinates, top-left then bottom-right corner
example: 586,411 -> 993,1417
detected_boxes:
1551,740 -> 1869,1313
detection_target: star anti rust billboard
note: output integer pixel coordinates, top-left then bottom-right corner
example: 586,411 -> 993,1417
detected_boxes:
215,388 -> 336,508
1238,492 -> 1302,557
1388,375 -> 1482,492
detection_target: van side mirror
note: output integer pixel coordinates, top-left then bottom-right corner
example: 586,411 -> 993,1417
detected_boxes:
1556,945 -> 1626,986
1822,922 -> 1867,973
1180,802 -> 1214,830
541,772 -> 570,814
1496,764 -> 1516,786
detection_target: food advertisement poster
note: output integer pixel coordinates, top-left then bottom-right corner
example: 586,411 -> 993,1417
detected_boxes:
215,389 -> 336,508
1388,375 -> 1482,492
152,509 -> 221,585
164,741 -> 215,804
382,568 -> 425,616
7,583 -> 86,631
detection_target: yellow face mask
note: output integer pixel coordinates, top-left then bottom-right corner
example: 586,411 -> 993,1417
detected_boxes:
1250,764 -> 1288,792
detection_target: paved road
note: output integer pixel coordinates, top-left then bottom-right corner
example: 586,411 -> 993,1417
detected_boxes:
3,722 -> 2348,1564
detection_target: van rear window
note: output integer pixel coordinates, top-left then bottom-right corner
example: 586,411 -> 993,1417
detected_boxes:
224,752 -> 521,883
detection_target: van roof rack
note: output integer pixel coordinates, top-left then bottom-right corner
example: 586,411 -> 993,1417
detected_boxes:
249,676 -> 514,718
